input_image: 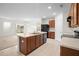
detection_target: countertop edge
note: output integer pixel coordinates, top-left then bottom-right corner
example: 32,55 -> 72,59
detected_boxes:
17,32 -> 47,38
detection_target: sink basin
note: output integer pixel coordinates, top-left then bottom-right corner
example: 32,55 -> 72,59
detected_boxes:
31,32 -> 43,34
31,32 -> 46,35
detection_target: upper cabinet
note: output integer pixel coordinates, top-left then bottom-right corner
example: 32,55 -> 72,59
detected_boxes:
77,3 -> 79,26
68,3 -> 79,27
49,19 -> 55,28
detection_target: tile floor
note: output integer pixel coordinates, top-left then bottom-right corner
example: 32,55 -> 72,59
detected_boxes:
0,38 -> 60,56
0,36 -> 17,50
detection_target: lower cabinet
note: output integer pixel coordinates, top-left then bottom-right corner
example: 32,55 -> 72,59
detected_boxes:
48,32 -> 55,39
27,37 -> 31,53
19,37 -> 28,55
30,36 -> 36,51
35,35 -> 41,48
19,33 -> 47,55
60,46 -> 79,56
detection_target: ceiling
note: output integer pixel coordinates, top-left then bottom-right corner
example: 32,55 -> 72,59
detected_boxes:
0,3 -> 70,20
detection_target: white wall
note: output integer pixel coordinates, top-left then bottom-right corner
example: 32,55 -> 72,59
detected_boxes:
63,14 -> 79,36
62,4 -> 77,36
63,14 -> 75,36
0,18 -> 25,37
0,18 -> 41,37
41,17 -> 55,24
24,18 -> 41,34
55,13 -> 63,42
42,18 -> 49,24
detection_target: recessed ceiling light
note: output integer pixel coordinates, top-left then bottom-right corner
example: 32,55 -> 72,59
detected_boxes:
48,6 -> 52,9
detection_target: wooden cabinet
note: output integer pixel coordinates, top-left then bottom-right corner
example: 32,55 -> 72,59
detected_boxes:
30,36 -> 36,51
60,46 -> 79,56
49,20 -> 55,39
49,20 -> 55,28
19,33 -> 47,55
48,32 -> 55,39
27,37 -> 31,53
77,3 -> 79,26
68,3 -> 79,27
19,37 -> 28,55
35,35 -> 41,48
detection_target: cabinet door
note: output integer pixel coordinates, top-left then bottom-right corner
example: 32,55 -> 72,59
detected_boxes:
27,37 -> 31,53
70,3 -> 74,27
48,32 -> 55,39
51,32 -> 55,39
35,35 -> 40,48
49,20 -> 55,28
30,36 -> 36,51
77,3 -> 79,25
48,32 -> 51,38
19,37 -> 28,55
39,35 -> 42,46
73,3 -> 78,26
69,3 -> 78,27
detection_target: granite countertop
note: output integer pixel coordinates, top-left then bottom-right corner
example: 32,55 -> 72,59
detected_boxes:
61,37 -> 79,51
17,32 -> 47,37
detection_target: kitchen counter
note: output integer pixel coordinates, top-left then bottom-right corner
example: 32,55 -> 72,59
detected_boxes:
18,32 -> 47,55
61,37 -> 79,51
17,32 -> 47,38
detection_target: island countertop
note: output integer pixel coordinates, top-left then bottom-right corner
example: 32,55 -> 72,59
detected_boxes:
17,32 -> 47,38
61,37 -> 79,51
18,32 -> 47,55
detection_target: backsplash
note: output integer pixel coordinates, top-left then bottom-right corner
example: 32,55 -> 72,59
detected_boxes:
24,19 -> 41,34
49,28 -> 55,32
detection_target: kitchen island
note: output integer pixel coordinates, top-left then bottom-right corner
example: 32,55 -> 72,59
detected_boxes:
18,32 -> 47,55
60,37 -> 79,56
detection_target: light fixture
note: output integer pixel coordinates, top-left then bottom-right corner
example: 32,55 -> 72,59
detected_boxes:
48,6 -> 52,9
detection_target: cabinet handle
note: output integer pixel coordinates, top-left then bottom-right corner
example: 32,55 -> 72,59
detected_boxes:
21,40 -> 24,43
